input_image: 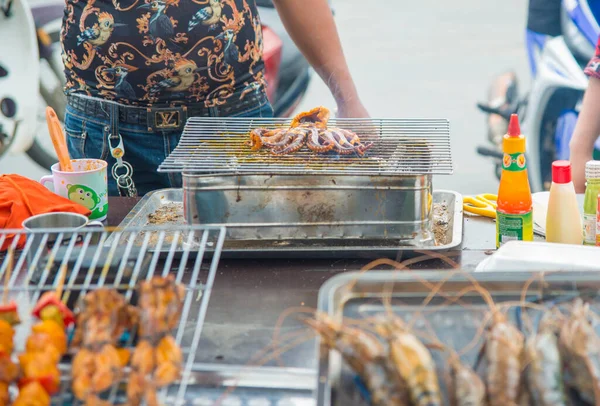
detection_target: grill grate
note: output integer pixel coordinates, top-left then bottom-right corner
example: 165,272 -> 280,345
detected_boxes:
0,225 -> 225,405
158,117 -> 453,175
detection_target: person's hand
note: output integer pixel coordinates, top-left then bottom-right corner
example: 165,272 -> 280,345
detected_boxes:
336,100 -> 370,119
570,147 -> 593,193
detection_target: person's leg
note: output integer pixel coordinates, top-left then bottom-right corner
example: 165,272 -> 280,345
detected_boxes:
64,104 -> 120,196
65,102 -> 173,196
116,123 -> 175,196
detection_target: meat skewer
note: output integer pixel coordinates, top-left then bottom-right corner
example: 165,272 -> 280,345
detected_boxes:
127,275 -> 185,406
13,265 -> 73,406
71,288 -> 136,406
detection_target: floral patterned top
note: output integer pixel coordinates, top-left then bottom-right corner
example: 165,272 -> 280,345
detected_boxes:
61,0 -> 265,107
585,38 -> 600,79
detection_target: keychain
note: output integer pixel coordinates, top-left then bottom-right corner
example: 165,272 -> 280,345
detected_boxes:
108,133 -> 138,197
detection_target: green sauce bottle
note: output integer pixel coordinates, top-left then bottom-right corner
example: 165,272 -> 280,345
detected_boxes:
583,161 -> 600,245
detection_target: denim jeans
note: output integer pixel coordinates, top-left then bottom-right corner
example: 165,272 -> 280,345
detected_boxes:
65,96 -> 274,197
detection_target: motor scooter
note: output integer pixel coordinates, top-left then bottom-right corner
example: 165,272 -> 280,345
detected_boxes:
477,0 -> 600,192
0,0 -> 313,170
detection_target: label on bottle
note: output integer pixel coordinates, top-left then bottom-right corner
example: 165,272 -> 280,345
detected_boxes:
502,152 -> 527,172
584,214 -> 597,245
496,210 -> 533,248
597,196 -> 600,247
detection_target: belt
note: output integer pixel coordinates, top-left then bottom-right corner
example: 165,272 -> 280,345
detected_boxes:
66,91 -> 268,132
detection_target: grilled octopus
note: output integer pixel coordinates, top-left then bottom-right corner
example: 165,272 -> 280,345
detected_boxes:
246,106 -> 374,156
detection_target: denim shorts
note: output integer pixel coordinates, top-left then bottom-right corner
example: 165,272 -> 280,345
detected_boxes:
65,95 -> 274,197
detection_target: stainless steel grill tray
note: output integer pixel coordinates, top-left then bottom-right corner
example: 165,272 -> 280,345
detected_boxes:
116,188 -> 463,258
0,225 -> 225,405
158,118 -> 453,175
315,270 -> 600,406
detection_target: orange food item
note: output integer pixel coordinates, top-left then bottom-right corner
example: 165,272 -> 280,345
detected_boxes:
0,301 -> 20,326
289,106 -> 330,129
13,381 -> 51,406
117,347 -> 131,367
0,320 -> 14,354
18,350 -> 61,395
30,320 -> 68,355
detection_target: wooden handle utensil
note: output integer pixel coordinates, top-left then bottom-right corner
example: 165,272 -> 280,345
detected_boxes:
46,106 -> 73,172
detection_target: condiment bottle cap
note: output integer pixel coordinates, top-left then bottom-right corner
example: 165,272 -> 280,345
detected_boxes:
552,160 -> 572,184
507,114 -> 521,137
585,160 -> 600,180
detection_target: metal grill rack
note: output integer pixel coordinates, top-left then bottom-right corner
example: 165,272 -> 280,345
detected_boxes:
158,117 -> 453,175
0,225 -> 226,405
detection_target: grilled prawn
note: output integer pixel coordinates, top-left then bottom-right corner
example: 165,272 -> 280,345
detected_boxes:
447,352 -> 486,406
558,298 -> 600,404
305,312 -> 409,406
375,315 -> 442,406
524,309 -> 568,406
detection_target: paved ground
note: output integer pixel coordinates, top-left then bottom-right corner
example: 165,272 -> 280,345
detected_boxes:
2,0 -> 529,194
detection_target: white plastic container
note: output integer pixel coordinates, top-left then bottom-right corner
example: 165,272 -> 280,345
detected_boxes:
546,161 -> 583,244
476,241 -> 600,272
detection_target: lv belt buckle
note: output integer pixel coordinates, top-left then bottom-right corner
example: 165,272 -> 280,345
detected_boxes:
147,106 -> 187,132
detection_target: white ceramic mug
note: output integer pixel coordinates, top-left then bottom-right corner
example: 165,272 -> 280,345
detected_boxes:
40,159 -> 109,221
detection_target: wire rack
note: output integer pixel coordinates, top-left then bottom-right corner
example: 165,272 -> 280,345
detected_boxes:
0,225 -> 226,405
158,117 -> 453,176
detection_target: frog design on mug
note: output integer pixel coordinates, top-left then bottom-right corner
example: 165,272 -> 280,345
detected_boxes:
67,184 -> 107,219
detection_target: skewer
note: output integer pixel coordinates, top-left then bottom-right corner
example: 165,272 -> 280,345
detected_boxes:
0,248 -> 19,405
3,248 -> 13,305
55,264 -> 66,301
13,261 -> 72,405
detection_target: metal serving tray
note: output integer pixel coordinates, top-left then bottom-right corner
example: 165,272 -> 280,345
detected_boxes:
315,270 -> 600,406
116,188 -> 463,258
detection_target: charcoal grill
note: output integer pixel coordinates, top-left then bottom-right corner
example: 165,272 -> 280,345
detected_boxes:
0,225 -> 225,405
158,117 -> 454,247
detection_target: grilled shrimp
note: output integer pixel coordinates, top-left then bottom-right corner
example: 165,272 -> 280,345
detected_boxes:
484,310 -> 525,406
375,315 -> 442,406
447,353 -> 486,406
558,298 -> 600,404
524,309 -> 568,406
305,312 -> 409,406
453,279 -> 526,406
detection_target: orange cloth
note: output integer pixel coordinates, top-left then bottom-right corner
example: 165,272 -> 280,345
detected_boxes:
0,174 -> 91,250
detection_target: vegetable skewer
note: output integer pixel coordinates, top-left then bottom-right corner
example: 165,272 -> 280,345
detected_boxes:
13,265 -> 72,406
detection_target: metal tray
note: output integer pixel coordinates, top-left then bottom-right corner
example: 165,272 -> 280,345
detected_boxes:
116,188 -> 463,258
315,270 -> 600,406
183,173 -> 435,243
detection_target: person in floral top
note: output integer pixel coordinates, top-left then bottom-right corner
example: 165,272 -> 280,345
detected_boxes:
570,38 -> 600,192
61,0 -> 368,196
